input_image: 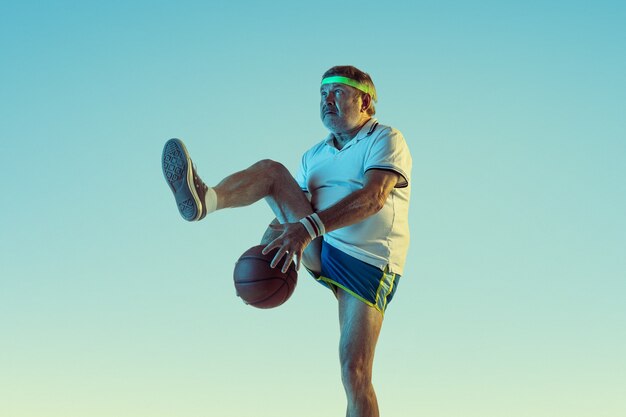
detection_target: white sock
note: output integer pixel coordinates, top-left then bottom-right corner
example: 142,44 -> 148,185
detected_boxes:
204,187 -> 218,213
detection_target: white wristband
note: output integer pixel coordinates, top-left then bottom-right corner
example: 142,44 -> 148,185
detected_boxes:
299,213 -> 325,239
309,212 -> 326,235
299,217 -> 317,239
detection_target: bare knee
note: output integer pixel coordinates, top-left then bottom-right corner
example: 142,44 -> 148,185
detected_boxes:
340,352 -> 372,392
253,159 -> 289,180
252,159 -> 295,196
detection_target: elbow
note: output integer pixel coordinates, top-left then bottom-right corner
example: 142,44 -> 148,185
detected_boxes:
370,192 -> 386,214
359,185 -> 388,215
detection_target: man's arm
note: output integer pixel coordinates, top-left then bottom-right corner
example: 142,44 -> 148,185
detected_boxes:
263,169 -> 401,271
317,169 -> 400,233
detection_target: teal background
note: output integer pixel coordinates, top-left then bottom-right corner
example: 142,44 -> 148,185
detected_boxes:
1,1 -> 625,416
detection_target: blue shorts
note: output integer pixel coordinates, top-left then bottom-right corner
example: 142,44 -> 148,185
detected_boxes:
311,241 -> 401,314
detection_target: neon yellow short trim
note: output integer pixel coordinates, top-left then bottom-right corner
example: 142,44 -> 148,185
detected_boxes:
316,270 -> 398,316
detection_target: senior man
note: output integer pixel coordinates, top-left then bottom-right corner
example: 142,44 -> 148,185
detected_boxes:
162,65 -> 412,417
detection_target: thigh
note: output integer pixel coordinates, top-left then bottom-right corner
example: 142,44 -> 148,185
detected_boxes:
302,236 -> 322,274
263,168 -> 314,224
261,174 -> 320,271
338,289 -> 384,367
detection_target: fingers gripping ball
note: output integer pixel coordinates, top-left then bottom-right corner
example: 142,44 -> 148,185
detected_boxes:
233,245 -> 298,309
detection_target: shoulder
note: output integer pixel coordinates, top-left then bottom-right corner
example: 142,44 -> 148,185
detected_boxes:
367,123 -> 409,151
374,122 -> 405,140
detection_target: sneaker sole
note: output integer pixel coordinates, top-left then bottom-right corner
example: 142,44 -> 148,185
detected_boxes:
162,138 -> 203,221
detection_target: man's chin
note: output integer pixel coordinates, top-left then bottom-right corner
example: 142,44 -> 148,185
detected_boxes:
322,120 -> 342,134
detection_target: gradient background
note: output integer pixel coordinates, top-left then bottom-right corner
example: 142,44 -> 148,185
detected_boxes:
1,1 -> 625,416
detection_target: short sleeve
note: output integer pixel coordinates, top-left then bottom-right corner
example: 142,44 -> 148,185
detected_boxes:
294,152 -> 308,192
364,128 -> 412,188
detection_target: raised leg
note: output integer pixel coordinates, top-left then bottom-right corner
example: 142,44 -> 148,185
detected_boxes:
163,139 -> 310,222
162,139 -> 322,271
212,158 -> 323,273
338,289 -> 384,417
213,159 -> 310,223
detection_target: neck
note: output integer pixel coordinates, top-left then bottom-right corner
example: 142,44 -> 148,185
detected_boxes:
333,118 -> 371,149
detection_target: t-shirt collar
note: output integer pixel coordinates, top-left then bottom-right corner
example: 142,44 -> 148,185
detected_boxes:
324,118 -> 379,149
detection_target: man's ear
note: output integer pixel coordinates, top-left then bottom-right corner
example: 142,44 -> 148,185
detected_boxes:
361,93 -> 372,112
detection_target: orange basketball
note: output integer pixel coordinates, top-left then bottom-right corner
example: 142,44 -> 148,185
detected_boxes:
233,245 -> 298,309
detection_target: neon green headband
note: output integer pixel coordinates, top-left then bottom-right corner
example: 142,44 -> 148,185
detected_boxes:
321,76 -> 373,96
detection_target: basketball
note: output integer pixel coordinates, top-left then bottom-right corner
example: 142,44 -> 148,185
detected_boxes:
233,245 -> 298,309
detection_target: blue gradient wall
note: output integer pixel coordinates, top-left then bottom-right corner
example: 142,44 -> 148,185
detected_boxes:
1,1 -> 625,416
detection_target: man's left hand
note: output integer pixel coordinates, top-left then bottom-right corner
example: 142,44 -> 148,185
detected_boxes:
262,222 -> 312,273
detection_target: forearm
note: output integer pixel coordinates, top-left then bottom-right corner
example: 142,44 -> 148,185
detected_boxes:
316,188 -> 385,234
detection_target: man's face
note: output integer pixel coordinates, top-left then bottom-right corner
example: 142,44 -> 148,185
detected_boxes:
320,83 -> 366,134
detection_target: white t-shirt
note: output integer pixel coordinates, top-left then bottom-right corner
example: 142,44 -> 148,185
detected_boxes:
295,118 -> 412,275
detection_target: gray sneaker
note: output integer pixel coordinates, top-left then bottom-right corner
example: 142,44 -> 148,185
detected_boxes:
162,138 -> 208,221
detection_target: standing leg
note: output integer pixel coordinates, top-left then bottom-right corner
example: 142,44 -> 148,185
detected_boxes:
337,289 -> 384,417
